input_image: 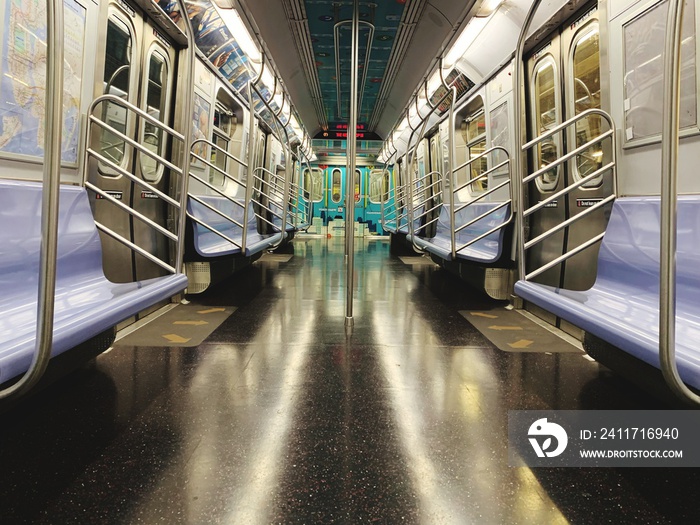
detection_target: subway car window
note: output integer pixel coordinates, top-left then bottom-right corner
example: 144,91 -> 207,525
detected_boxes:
467,106 -> 487,193
100,16 -> 132,173
312,169 -> 323,202
623,0 -> 696,141
571,25 -> 603,185
533,57 -> 560,191
303,168 -> 311,199
210,96 -> 235,186
332,168 -> 341,203
354,169 -> 361,202
489,101 -> 510,177
369,170 -> 382,203
140,48 -> 169,183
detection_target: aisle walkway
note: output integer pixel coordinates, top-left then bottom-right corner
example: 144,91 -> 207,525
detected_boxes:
1,238 -> 697,524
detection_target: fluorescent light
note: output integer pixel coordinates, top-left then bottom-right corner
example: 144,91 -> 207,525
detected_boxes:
216,7 -> 262,64
443,14 -> 489,69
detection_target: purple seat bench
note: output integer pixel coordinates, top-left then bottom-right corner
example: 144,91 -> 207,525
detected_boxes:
408,202 -> 511,263
0,180 -> 187,384
187,195 -> 283,257
515,197 -> 700,389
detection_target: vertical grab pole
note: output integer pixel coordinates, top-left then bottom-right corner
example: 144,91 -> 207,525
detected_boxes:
659,0 -> 700,404
345,0 -> 359,326
243,81 -> 259,251
174,0 -> 195,272
0,0 -> 64,399
513,0 -> 544,282
448,88 -> 457,259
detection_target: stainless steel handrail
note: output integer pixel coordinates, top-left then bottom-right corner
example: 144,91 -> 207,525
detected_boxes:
660,0 -> 700,404
513,0 -> 544,282
0,0 -> 64,400
518,109 -> 616,280
405,86 -> 456,252
449,146 -> 512,258
174,0 -> 196,272
84,95 -> 187,274
346,0 -> 360,325
248,81 -> 294,237
187,139 -> 252,249
296,146 -> 314,230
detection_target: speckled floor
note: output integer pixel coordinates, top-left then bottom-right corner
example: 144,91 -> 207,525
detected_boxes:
1,237 -> 699,524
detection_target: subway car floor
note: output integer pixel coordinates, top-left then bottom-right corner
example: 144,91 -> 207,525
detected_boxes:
1,237 -> 699,524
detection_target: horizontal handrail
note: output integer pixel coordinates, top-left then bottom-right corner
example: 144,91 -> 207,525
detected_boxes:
84,93 -> 187,277
523,129 -> 613,184
524,194 -> 615,250
95,222 -> 177,273
522,108 -> 612,150
518,108 -> 617,281
448,146 -> 512,259
454,179 -> 511,214
526,232 -> 606,281
87,148 -> 180,208
186,137 -> 252,251
454,200 -> 511,235
88,94 -> 185,141
524,161 -> 614,217
89,116 -> 184,176
87,182 -> 178,242
188,192 -> 245,230
453,159 -> 510,193
191,138 -> 248,169
185,212 -> 243,250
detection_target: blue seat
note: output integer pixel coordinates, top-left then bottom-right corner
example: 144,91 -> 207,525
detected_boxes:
408,202 -> 510,263
515,197 -> 700,389
0,180 -> 188,384
187,195 -> 283,257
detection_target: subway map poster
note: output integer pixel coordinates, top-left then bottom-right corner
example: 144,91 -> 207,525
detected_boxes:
0,0 -> 85,163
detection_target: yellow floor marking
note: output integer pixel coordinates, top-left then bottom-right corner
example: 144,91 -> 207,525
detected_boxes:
163,333 -> 191,344
197,307 -> 226,314
508,339 -> 534,349
174,320 -> 209,326
470,312 -> 498,319
488,325 -> 524,331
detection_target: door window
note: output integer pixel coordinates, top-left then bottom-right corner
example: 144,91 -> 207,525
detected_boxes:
533,57 -> 560,191
571,25 -> 604,186
140,47 -> 169,182
331,169 -> 342,203
311,169 -> 323,202
467,109 -> 487,193
100,16 -> 133,174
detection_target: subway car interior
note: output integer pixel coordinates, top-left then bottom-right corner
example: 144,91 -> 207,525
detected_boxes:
2,0 -> 700,522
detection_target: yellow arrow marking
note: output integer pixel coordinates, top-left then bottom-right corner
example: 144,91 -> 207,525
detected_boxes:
508,339 -> 534,349
470,312 -> 498,319
174,320 -> 209,326
163,333 -> 191,344
197,307 -> 226,314
488,325 -> 523,331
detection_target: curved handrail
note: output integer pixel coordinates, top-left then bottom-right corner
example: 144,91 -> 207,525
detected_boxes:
0,0 -> 63,399
449,146 -> 513,258
517,107 -> 616,281
405,86 -> 456,252
659,0 -> 700,404
513,0 -> 545,282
